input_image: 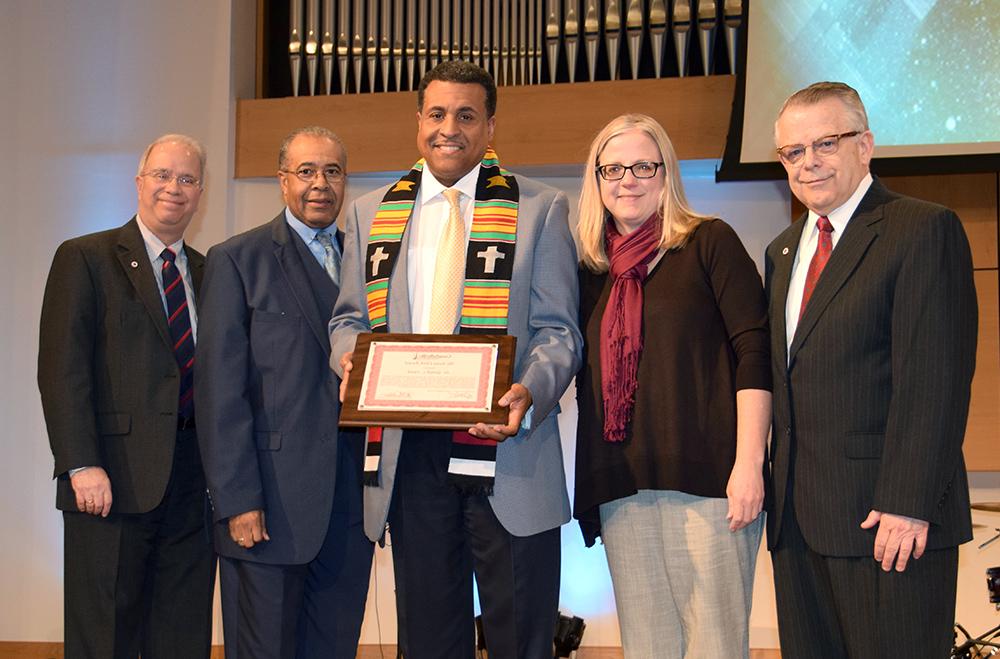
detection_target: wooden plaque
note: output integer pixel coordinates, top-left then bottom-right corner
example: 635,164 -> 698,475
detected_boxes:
340,333 -> 517,429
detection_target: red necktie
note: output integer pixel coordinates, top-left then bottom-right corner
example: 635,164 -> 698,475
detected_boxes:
798,216 -> 834,321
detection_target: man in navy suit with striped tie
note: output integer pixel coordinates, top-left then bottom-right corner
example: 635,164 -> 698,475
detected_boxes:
38,134 -> 215,658
765,82 -> 977,658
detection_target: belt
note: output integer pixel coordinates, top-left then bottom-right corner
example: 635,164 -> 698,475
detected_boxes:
177,416 -> 196,431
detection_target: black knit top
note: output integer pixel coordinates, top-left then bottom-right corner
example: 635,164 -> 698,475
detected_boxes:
574,219 -> 772,546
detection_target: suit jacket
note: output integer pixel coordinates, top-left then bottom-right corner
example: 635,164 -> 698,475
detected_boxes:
764,178 -> 976,556
330,174 -> 583,542
196,214 -> 355,564
38,217 -> 205,514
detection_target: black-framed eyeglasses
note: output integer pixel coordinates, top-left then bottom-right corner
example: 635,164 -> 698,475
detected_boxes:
281,166 -> 346,183
142,169 -> 201,188
776,131 -> 862,165
595,161 -> 664,181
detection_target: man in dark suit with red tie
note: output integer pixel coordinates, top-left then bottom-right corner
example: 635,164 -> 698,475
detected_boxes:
38,134 -> 215,658
765,82 -> 978,657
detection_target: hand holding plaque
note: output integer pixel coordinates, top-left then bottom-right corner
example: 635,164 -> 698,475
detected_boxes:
339,333 -> 517,429
468,382 -> 533,441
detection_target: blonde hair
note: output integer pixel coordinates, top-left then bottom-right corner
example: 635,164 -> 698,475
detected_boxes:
577,114 -> 710,273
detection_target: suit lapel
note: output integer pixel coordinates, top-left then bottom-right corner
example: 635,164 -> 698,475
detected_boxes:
770,217 -> 804,370
115,218 -> 173,350
271,216 -> 334,355
788,182 -> 887,363
186,248 -> 205,299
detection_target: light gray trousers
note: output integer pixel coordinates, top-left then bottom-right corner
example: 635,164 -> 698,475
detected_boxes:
600,489 -> 763,659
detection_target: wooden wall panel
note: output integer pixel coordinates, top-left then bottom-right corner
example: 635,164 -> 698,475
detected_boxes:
968,270 -> 1000,470
235,76 -> 735,176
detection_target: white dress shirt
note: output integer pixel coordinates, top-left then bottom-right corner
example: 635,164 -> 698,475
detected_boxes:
406,166 -> 479,333
785,173 -> 873,348
136,214 -> 198,342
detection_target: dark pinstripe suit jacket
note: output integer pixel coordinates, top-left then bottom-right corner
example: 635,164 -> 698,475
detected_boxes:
38,218 -> 205,514
764,178 -> 977,556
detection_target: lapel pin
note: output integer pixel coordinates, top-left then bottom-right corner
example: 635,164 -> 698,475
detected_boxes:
130,260 -> 139,268
782,247 -> 789,255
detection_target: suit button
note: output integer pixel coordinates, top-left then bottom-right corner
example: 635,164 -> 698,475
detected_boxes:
785,426 -> 791,436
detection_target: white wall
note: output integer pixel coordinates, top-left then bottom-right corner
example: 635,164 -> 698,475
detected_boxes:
3,1 -> 998,650
0,0 -> 244,642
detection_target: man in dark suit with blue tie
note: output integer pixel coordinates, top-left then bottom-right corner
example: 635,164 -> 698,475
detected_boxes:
765,82 -> 978,658
196,126 -> 373,658
38,134 -> 216,658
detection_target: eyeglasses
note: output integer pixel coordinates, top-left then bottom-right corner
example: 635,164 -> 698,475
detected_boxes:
142,169 -> 201,188
595,161 -> 664,181
281,166 -> 346,183
776,131 -> 862,165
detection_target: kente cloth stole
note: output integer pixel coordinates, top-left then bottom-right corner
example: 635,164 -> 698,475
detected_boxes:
362,148 -> 519,494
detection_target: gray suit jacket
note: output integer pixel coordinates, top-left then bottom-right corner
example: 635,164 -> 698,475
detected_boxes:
196,214 -> 350,564
38,218 -> 205,514
330,174 -> 582,542
764,178 -> 976,556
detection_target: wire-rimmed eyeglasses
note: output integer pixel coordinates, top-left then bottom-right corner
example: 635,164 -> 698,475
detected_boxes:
776,131 -> 862,165
280,166 -> 346,183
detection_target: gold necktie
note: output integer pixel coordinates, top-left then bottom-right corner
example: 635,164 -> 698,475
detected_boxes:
429,188 -> 466,333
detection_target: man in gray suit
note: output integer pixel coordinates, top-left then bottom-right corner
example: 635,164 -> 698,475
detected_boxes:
330,61 -> 582,659
38,134 -> 215,658
765,82 -> 977,657
196,126 -> 372,658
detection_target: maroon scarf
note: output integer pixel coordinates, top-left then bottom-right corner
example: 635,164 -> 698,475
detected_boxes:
600,214 -> 661,441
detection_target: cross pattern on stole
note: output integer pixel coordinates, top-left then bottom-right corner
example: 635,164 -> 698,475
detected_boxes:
476,245 -> 505,274
370,246 -> 390,277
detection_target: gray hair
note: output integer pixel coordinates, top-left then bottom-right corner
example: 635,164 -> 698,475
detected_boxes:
776,81 -> 870,134
277,126 -> 348,170
137,134 -> 207,184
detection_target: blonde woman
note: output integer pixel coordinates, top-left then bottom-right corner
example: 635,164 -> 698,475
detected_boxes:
574,114 -> 772,658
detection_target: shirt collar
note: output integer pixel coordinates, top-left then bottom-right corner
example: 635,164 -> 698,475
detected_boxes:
419,164 -> 480,206
807,172 -> 873,236
136,214 -> 184,261
284,207 -> 338,247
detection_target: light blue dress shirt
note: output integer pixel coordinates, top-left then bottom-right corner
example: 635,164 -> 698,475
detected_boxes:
284,207 -> 341,267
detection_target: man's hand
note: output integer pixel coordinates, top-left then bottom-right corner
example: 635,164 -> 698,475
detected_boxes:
725,460 -> 764,532
229,510 -> 270,549
339,351 -> 354,403
468,383 -> 532,441
70,467 -> 113,517
860,509 -> 929,572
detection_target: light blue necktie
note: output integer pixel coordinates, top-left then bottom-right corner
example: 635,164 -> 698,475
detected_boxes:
315,231 -> 341,286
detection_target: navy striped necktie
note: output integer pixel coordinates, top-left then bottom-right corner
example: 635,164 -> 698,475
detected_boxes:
161,248 -> 195,421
